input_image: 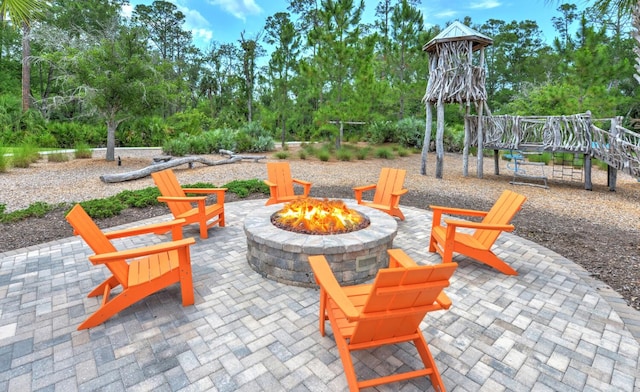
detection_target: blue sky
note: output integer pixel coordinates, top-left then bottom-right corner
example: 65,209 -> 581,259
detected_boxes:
123,0 -> 575,50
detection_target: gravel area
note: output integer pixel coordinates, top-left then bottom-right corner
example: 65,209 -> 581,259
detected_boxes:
1,146 -> 639,309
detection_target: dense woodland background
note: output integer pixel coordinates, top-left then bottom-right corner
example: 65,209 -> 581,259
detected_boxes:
0,0 -> 637,155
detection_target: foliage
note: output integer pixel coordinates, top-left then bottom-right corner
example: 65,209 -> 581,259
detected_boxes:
115,187 -> 161,208
336,149 -> 353,161
365,121 -> 395,144
374,147 -> 394,159
79,197 -> 127,219
11,143 -> 40,168
47,152 -> 69,162
0,202 -> 53,223
395,117 -> 425,149
317,149 -> 331,161
223,179 -> 270,198
274,151 -> 289,159
74,142 -> 92,159
298,150 -> 307,159
0,146 -> 8,172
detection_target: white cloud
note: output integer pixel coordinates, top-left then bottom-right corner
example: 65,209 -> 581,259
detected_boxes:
435,10 -> 458,19
121,4 -> 134,19
207,0 -> 263,21
468,1 -> 501,10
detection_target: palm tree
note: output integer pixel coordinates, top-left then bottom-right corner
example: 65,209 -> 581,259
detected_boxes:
0,0 -> 46,112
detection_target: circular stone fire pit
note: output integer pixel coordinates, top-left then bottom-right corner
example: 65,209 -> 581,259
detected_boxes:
244,200 -> 398,287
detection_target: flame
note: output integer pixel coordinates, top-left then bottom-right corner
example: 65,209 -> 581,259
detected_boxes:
272,198 -> 369,235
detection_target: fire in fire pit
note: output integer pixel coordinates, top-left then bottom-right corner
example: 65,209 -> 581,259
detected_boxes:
271,198 -> 370,235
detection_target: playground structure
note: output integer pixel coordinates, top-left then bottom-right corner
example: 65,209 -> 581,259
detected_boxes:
467,112 -> 640,190
422,22 -> 640,190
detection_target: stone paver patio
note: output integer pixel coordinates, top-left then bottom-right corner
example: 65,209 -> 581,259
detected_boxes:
1,199 -> 639,391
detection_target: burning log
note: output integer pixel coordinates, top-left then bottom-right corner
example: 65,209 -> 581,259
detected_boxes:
271,198 -> 370,235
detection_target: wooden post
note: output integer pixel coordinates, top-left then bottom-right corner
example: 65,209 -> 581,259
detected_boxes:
463,105 -> 470,177
608,116 -> 619,191
421,102 -> 433,175
436,100 -> 445,179
584,111 -> 593,191
476,101 -> 484,179
494,150 -> 500,175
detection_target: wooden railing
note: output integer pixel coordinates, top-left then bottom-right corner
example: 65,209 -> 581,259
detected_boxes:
466,112 -> 640,178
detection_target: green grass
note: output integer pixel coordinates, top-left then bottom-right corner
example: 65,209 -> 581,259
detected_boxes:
12,144 -> 41,168
374,147 -> 394,159
74,142 -> 93,159
274,151 -> 290,159
47,152 -> 70,162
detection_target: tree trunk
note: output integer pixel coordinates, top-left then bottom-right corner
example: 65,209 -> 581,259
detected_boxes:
21,23 -> 31,112
105,116 -> 123,162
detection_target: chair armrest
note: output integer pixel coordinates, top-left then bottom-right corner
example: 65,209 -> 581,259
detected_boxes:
158,196 -> 207,203
388,248 -> 417,268
182,188 -> 227,195
292,178 -> 312,187
353,184 -> 376,203
264,180 -> 276,187
353,184 -> 376,192
308,255 -> 360,321
89,238 -> 196,265
391,188 -> 408,197
444,218 -> 515,232
104,219 -> 187,240
429,205 -> 488,217
182,188 -> 227,204
436,291 -> 452,310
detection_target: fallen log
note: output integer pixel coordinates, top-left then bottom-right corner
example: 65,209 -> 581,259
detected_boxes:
100,153 -> 265,183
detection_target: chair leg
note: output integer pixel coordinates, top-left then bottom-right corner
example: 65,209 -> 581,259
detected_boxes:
414,333 -> 446,392
87,276 -> 120,298
77,287 -> 150,330
477,251 -> 518,276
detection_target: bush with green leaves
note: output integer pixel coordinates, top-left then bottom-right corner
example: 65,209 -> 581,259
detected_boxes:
224,179 -> 270,198
274,151 -> 289,159
365,121 -> 395,144
118,116 -> 168,147
317,149 -> 331,161
336,149 -> 353,161
116,187 -> 161,208
167,108 -> 213,135
0,201 -> 54,222
162,134 -> 191,156
12,143 -> 40,168
0,146 -> 8,172
47,152 -> 69,162
79,197 -> 127,219
396,117 -> 425,149
74,142 -> 93,159
375,147 -> 394,159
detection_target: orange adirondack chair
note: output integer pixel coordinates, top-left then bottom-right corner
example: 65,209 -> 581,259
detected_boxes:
65,204 -> 195,330
428,189 -> 526,275
151,169 -> 227,239
309,249 -> 457,391
353,167 -> 408,220
264,161 -> 312,205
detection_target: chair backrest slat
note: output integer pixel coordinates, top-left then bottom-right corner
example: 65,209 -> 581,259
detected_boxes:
350,263 -> 456,344
151,170 -> 190,216
373,168 -> 406,206
475,190 -> 526,246
267,162 -> 295,198
65,204 -> 129,286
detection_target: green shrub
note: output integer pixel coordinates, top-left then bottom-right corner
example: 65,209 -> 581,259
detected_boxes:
336,149 -> 353,161
375,147 -> 394,159
317,149 -> 331,162
0,201 -> 53,222
526,153 -> 551,165
12,143 -> 40,168
365,121 -> 394,144
79,197 -> 126,219
116,187 -> 161,208
298,150 -> 307,160
356,147 -> 370,160
396,147 -> 410,157
224,179 -> 270,198
74,142 -> 93,159
162,135 -> 190,156
274,151 -> 290,159
0,146 -> 8,172
47,152 -> 69,162
396,117 -> 425,149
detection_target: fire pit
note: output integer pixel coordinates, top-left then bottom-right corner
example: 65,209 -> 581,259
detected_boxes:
245,198 -> 397,287
271,198 -> 370,235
